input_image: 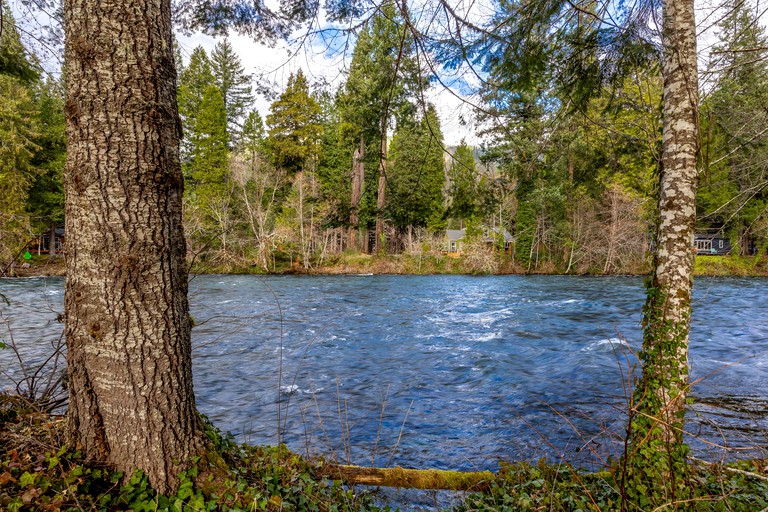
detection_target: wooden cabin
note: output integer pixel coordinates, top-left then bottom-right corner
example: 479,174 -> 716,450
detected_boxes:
694,233 -> 731,255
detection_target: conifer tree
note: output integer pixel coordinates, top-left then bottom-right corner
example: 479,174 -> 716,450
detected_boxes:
0,5 -> 40,84
190,85 -> 229,192
211,38 -> 254,146
337,1 -> 427,252
388,105 -> 445,234
266,69 -> 322,175
178,46 -> 217,165
240,109 -> 267,156
447,142 -> 480,225
27,77 -> 66,251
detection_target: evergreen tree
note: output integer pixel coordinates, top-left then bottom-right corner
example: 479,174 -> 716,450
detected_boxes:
190,85 -> 229,192
178,46 -> 217,164
27,77 -> 66,247
211,38 -> 254,146
0,73 -> 39,267
0,5 -> 40,83
448,141 -> 480,224
337,1 -> 428,251
178,46 -> 234,253
388,105 -> 445,232
315,90 -> 353,227
240,109 -> 266,157
62,0 -> 209,492
266,69 -> 322,175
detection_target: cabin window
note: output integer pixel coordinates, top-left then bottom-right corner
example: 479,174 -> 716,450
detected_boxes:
719,240 -> 723,249
450,241 -> 457,252
695,239 -> 712,252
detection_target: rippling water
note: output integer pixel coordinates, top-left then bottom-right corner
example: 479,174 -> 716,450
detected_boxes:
2,275 -> 767,472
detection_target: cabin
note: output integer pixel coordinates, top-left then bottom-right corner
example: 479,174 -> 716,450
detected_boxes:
694,233 -> 731,256
28,226 -> 65,255
445,226 -> 514,256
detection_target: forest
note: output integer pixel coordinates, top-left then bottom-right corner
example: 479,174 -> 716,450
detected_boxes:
2,0 -> 767,276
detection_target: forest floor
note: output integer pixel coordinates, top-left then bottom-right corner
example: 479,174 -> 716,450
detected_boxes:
5,252 -> 768,278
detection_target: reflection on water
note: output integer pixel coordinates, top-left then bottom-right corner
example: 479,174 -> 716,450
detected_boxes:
1,275 -> 767,470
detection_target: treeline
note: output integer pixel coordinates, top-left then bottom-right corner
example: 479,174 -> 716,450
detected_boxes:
175,4 -> 452,272
2,0 -> 766,274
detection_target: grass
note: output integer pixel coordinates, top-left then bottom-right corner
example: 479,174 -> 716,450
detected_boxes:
694,254 -> 768,276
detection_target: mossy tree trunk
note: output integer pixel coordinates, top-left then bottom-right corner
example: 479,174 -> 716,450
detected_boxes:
624,0 -> 699,508
63,0 -> 207,494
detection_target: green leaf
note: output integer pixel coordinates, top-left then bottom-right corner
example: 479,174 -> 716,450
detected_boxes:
19,471 -> 36,487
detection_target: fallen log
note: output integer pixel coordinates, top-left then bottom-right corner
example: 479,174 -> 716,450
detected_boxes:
321,464 -> 494,491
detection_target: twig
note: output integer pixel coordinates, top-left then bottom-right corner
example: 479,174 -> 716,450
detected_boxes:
387,399 -> 413,468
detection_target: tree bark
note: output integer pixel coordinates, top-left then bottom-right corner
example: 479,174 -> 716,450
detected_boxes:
374,115 -> 388,254
349,135 -> 364,251
625,0 -> 699,506
63,0 -> 206,494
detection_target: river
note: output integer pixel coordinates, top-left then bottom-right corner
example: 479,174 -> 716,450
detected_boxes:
1,275 -> 766,473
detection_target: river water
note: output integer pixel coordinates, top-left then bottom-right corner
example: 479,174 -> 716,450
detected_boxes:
1,275 -> 766,473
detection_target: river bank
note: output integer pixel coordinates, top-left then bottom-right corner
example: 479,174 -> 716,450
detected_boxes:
2,394 -> 767,511
7,252 -> 768,278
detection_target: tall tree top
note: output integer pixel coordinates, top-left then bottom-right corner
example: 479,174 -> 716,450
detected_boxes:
0,7 -> 41,83
266,68 -> 322,174
211,38 -> 254,141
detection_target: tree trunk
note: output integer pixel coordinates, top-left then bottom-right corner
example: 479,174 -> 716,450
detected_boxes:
375,116 -> 388,254
63,0 -> 207,494
49,224 -> 57,256
349,135 -> 364,251
624,0 -> 699,506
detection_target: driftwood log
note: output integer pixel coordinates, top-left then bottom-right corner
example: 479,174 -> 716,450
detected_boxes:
322,464 -> 495,491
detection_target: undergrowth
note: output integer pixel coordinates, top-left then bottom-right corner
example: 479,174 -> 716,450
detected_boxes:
2,394 -> 767,511
0,394 -> 386,511
453,459 -> 768,511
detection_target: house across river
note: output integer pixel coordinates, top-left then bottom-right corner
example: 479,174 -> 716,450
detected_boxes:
694,233 -> 731,255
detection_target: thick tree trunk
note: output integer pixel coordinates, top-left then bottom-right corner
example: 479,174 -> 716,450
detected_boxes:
349,136 -> 364,251
625,0 -> 698,506
63,0 -> 206,494
375,116 -> 388,254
